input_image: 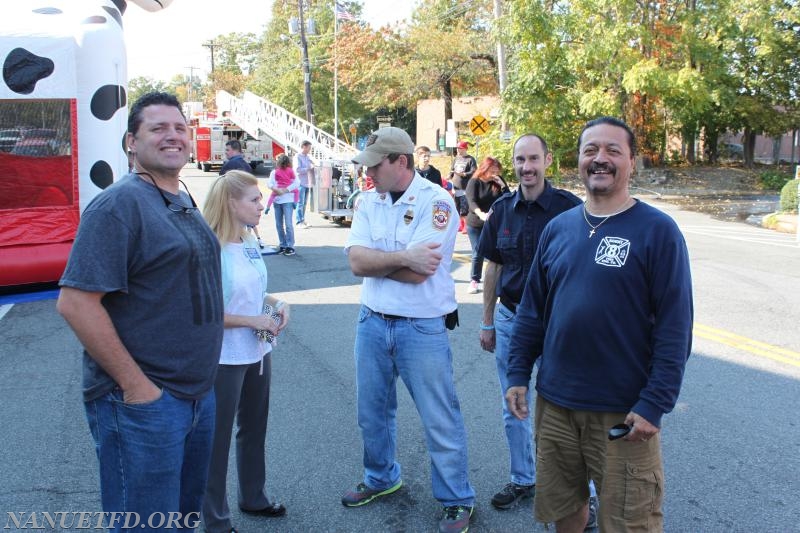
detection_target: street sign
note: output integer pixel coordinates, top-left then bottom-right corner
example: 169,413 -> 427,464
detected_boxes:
469,114 -> 490,136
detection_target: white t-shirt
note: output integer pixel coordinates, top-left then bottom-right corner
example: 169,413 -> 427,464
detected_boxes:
220,241 -> 271,365
345,174 -> 458,318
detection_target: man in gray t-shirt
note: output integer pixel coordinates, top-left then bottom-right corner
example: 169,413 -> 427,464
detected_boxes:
293,140 -> 315,227
58,92 -> 223,527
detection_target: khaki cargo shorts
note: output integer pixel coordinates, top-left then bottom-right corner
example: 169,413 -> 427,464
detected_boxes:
534,397 -> 664,532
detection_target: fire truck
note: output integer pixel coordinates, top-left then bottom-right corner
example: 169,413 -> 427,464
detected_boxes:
189,119 -> 283,173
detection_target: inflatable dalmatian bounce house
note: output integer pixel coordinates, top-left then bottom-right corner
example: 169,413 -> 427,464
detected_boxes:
0,0 -> 173,288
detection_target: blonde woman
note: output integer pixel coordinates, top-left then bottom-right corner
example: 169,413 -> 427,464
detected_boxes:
202,170 -> 289,533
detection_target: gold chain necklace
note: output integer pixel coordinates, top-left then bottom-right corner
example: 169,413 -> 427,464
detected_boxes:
582,207 -> 611,238
582,199 -> 634,238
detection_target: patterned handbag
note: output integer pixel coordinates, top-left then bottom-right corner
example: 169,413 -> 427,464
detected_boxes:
254,302 -> 282,344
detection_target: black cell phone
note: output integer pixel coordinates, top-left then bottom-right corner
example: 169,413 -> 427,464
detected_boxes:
608,423 -> 632,441
445,308 -> 459,330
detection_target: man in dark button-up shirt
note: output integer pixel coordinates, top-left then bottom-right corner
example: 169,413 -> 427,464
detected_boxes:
475,133 -> 582,512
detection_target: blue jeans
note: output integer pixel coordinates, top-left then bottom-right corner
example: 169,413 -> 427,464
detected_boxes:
85,388 -> 215,532
354,305 -> 475,507
295,186 -> 310,224
273,202 -> 295,248
466,225 -> 484,282
494,302 -> 536,486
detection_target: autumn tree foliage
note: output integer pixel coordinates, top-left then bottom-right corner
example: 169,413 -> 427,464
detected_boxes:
329,0 -> 497,129
189,0 -> 797,167
500,0 -> 799,166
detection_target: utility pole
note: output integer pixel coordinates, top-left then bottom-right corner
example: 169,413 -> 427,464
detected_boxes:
298,0 -> 315,124
202,40 -> 218,73
494,0 -> 508,136
185,66 -> 199,101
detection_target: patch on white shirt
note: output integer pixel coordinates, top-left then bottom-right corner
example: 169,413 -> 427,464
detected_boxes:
432,200 -> 451,230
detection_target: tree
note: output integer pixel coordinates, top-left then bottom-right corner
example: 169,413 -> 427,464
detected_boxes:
248,1 -> 367,135
202,32 -> 263,110
724,0 -> 800,167
498,0 -> 799,167
329,0 -> 497,139
127,76 -> 169,106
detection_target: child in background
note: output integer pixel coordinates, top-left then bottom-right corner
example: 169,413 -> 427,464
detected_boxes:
266,154 -> 300,255
263,170 -> 300,214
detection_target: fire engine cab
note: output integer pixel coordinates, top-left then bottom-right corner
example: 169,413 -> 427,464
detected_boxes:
189,119 -> 283,173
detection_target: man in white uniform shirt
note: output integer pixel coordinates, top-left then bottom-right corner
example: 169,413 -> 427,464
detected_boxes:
341,127 -> 476,533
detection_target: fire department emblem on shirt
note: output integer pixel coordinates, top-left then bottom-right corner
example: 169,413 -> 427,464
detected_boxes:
595,236 -> 630,267
432,200 -> 451,230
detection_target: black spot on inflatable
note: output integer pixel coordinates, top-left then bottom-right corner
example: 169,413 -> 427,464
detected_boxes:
90,160 -> 114,189
103,6 -> 123,28
3,48 -> 55,95
33,8 -> 62,14
91,85 -> 127,121
111,0 -> 128,16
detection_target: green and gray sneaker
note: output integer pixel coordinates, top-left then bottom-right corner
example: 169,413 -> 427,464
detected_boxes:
341,480 -> 402,507
438,505 -> 474,533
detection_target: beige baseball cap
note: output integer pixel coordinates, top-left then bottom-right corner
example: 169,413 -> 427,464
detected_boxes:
352,127 -> 415,167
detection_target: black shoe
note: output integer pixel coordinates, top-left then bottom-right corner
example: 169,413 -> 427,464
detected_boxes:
239,502 -> 286,517
283,247 -> 296,256
277,247 -> 287,255
490,482 -> 535,509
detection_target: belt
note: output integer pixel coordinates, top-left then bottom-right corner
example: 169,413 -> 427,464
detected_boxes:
369,307 -> 410,320
499,296 -> 518,314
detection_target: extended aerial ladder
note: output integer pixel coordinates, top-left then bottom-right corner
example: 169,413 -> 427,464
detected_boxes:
216,90 -> 359,222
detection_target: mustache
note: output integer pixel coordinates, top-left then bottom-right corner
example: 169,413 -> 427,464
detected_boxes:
588,162 -> 615,174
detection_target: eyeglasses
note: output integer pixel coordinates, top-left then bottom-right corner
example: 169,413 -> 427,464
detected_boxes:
137,172 -> 198,214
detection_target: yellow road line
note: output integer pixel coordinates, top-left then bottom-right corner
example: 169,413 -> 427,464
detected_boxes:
694,323 -> 800,368
453,252 -> 471,264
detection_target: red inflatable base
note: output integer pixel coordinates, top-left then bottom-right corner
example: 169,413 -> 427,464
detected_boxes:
0,242 -> 71,287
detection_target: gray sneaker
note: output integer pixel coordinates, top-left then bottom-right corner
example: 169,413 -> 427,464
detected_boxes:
585,496 -> 598,530
490,482 -> 535,509
341,480 -> 402,507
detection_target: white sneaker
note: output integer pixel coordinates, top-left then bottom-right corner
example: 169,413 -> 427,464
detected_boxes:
302,222 -> 310,228
257,239 -> 265,249
468,280 -> 480,294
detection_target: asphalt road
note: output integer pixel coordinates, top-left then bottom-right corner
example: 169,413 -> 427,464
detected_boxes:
1,166 -> 799,532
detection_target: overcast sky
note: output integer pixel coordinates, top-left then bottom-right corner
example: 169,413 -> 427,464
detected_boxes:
124,0 -> 417,82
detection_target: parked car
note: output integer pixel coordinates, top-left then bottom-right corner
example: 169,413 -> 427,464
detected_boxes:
11,138 -> 56,157
719,142 -> 744,160
11,128 -> 59,157
0,128 -> 21,152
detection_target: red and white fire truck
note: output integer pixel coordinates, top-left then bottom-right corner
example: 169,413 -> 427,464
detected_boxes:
189,119 -> 284,173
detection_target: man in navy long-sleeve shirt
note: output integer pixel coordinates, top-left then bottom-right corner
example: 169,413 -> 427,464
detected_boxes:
506,117 -> 693,533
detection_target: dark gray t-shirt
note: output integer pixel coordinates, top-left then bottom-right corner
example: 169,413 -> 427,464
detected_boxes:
60,174 -> 224,401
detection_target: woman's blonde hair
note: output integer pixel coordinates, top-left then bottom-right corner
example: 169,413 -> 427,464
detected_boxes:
203,170 -> 259,244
